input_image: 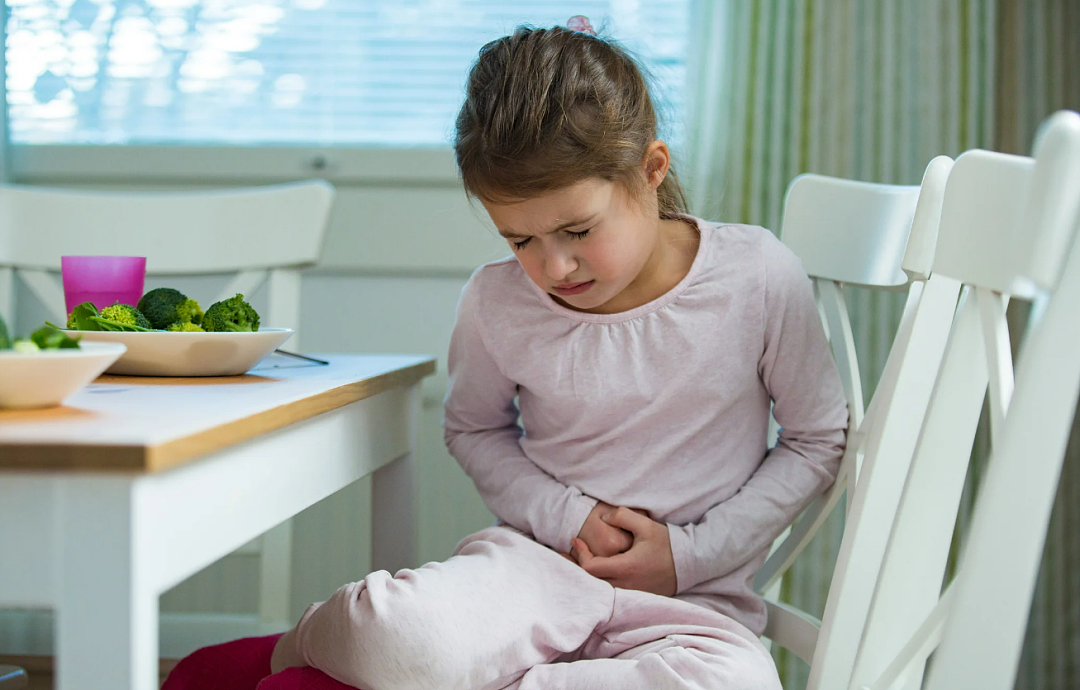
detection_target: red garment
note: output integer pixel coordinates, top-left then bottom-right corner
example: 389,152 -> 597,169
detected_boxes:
162,634 -> 357,690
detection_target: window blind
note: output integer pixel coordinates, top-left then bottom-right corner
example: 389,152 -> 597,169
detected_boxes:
4,0 -> 690,147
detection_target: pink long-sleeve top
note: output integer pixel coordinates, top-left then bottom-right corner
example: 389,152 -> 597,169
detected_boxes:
443,219 -> 848,635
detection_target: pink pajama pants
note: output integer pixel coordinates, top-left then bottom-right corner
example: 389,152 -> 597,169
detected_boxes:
164,526 -> 780,690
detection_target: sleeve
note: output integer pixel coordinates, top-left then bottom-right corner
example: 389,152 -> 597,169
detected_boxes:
443,273 -> 597,554
666,232 -> 849,592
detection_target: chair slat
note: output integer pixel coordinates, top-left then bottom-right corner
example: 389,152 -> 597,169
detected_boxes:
0,180 -> 334,274
818,280 -> 865,436
863,586 -> 953,690
858,285 -> 918,443
754,471 -> 849,593
976,287 -> 1015,446
762,599 -> 823,665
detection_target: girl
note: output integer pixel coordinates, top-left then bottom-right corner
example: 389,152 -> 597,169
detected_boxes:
164,18 -> 846,690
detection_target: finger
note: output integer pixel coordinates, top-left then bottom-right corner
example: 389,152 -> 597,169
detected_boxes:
602,506 -> 653,536
579,551 -> 635,581
598,523 -> 634,554
571,538 -> 595,566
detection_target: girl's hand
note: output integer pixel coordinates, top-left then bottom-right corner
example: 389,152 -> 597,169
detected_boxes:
575,501 -> 634,557
570,507 -> 678,597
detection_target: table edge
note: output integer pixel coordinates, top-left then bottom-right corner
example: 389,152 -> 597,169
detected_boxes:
0,358 -> 436,473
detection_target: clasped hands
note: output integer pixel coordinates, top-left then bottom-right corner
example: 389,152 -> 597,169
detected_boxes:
564,501 -> 677,597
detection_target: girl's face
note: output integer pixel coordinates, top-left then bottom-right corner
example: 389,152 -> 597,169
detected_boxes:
481,177 -> 666,314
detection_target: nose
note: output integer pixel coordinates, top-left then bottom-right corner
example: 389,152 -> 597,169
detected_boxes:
544,248 -> 578,283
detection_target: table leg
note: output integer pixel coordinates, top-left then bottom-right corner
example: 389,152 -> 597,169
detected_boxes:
371,383 -> 422,574
55,477 -> 159,690
372,452 -> 418,575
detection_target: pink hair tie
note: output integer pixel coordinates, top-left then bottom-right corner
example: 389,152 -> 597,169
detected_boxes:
567,15 -> 596,35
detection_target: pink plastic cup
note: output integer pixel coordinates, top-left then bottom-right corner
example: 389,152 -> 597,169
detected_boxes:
61,256 -> 147,315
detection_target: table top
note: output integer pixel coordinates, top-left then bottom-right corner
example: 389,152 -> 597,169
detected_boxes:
0,353 -> 436,474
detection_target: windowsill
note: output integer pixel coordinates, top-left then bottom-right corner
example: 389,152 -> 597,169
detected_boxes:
8,144 -> 462,187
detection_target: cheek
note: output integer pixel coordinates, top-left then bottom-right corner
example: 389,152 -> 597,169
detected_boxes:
585,236 -> 643,280
513,250 -> 548,286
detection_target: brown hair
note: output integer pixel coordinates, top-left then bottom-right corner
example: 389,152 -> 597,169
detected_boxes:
453,25 -> 688,217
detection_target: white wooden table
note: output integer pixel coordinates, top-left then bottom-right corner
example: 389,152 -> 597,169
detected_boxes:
0,354 -> 435,690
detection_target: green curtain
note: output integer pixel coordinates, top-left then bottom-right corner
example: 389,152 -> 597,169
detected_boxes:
682,1 -> 1022,688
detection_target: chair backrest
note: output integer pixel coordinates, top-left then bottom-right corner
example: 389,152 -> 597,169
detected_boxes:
0,179 -> 334,348
849,110 -> 1080,690
757,157 -> 959,674
781,174 -> 921,289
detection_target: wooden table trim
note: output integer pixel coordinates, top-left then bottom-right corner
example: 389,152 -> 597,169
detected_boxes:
0,359 -> 435,473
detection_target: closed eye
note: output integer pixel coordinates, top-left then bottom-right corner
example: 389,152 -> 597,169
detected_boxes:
511,237 -> 532,250
567,229 -> 591,240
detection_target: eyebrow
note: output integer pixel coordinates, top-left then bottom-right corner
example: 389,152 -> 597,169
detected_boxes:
498,216 -> 595,239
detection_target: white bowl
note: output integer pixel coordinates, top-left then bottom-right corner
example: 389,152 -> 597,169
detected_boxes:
72,328 -> 294,376
0,341 -> 127,409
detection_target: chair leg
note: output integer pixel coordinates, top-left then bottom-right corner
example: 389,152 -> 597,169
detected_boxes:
258,521 -> 294,628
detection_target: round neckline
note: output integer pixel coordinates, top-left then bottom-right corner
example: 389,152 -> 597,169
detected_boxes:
525,216 -> 711,324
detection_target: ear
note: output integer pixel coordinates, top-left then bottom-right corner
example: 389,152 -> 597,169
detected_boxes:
641,140 -> 671,190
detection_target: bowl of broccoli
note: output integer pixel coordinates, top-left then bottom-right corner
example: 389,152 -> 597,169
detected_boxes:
0,316 -> 127,409
62,291 -> 293,377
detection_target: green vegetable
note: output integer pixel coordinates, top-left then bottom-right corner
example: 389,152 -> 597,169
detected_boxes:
99,303 -> 152,330
29,324 -> 81,349
0,312 -> 10,350
64,301 -> 155,332
138,288 -> 203,330
166,322 -> 205,332
1,316 -> 81,352
68,302 -> 101,331
202,294 -> 260,332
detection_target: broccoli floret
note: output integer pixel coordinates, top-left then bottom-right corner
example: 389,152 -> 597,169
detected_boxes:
60,302 -> 152,332
137,288 -> 204,330
97,303 -> 153,331
202,294 -> 260,332
166,322 -> 205,332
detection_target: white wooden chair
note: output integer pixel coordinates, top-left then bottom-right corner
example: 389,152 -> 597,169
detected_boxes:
758,155 -> 963,688
0,179 -> 335,635
847,110 -> 1080,690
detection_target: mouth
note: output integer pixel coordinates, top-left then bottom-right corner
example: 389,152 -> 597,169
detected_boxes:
552,280 -> 594,296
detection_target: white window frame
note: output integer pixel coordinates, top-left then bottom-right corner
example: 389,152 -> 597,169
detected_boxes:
8,144 -> 460,186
